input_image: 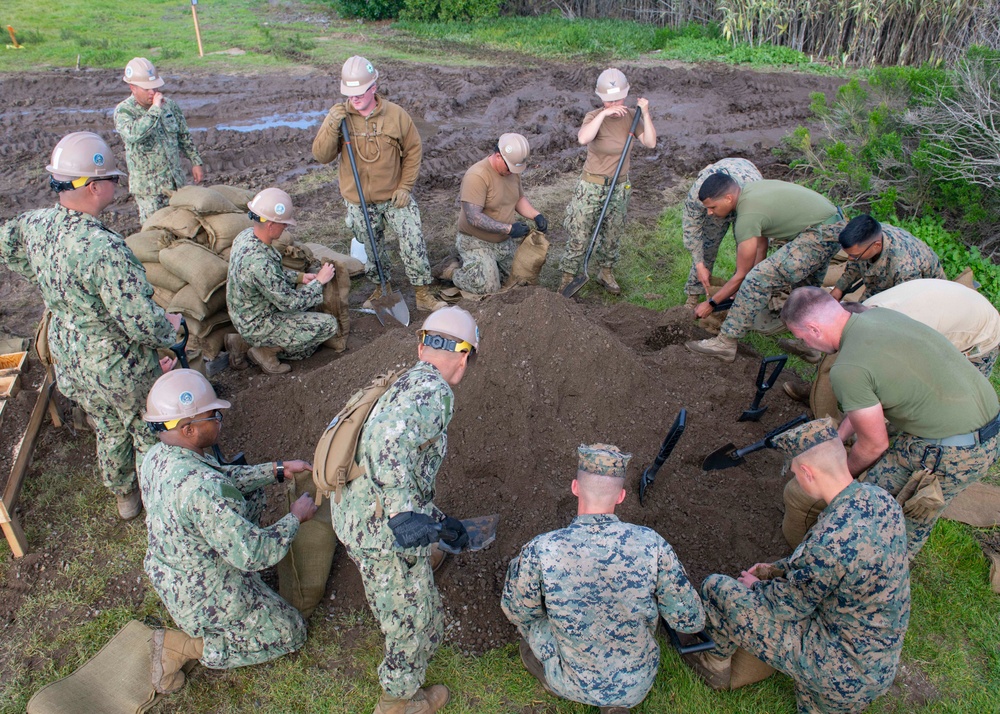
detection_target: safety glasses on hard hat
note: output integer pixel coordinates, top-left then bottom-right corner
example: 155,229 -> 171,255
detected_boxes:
159,410 -> 224,431
69,175 -> 120,189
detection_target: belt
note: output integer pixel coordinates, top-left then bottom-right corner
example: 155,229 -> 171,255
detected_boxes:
582,170 -> 627,186
919,411 -> 1000,447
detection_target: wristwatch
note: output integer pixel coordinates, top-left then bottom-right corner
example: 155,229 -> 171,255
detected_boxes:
275,460 -> 285,484
708,298 -> 718,308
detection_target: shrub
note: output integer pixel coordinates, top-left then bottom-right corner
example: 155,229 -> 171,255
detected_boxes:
334,0 -> 405,21
402,0 -> 501,22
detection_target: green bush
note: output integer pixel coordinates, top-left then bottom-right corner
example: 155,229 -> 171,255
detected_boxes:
402,0 -> 500,22
334,0 -> 405,21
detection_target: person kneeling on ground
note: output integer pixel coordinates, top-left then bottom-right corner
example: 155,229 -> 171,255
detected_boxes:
140,369 -> 318,694
225,187 -> 339,374
686,418 -> 910,713
501,443 -> 705,714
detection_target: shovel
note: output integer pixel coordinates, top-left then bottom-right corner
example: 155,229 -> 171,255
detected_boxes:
738,355 -> 787,422
561,107 -> 643,298
702,414 -> 809,472
639,408 -> 687,506
340,118 -> 410,328
437,513 -> 500,555
662,622 -> 716,655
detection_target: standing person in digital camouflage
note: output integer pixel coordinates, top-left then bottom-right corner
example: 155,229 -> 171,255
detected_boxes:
557,69 -> 657,295
782,287 -> 1000,558
0,131 -> 180,519
140,369 -> 318,694
225,187 -> 339,375
114,57 -> 205,224
501,444 -> 705,714
685,418 -> 911,714
331,307 -> 480,714
682,158 -> 762,307
311,55 -> 444,313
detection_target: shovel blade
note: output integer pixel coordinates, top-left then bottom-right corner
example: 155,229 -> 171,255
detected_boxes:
438,513 -> 500,554
372,291 -> 410,327
702,443 -> 742,471
561,273 -> 589,298
638,468 -> 654,505
737,406 -> 767,422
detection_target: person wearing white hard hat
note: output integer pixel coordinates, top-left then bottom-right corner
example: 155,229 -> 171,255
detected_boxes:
114,57 -> 205,223
224,187 -> 340,375
0,131 -> 182,519
140,369 -> 318,694
312,55 -> 445,313
558,68 -> 656,295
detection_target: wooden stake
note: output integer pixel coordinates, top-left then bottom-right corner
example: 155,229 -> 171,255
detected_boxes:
191,0 -> 204,58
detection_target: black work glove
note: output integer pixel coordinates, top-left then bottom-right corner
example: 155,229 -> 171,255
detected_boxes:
388,512 -> 440,548
508,222 -> 530,239
438,516 -> 469,550
533,213 -> 548,233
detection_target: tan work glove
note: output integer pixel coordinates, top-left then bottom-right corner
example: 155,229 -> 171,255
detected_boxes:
391,189 -> 411,209
896,470 -> 946,520
328,102 -> 348,126
751,564 -> 785,581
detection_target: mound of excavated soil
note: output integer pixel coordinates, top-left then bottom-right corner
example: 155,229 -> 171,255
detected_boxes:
224,287 -> 804,653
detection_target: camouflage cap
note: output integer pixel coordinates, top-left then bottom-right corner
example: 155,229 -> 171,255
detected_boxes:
577,443 -> 632,478
771,417 -> 839,459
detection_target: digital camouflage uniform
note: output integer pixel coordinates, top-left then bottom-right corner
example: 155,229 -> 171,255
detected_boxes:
140,443 -> 305,668
331,361 -> 453,699
720,220 -> 847,340
683,158 -> 763,296
113,95 -> 203,223
702,481 -> 911,714
226,228 -> 338,360
453,233 -> 516,294
559,180 -> 630,274
0,205 -> 174,496
345,199 -> 432,287
833,223 -> 945,299
502,514 -> 705,708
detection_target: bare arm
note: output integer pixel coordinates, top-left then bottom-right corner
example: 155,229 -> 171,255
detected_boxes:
636,98 -> 656,148
843,404 -> 890,477
462,201 -> 510,236
694,236 -> 764,318
514,196 -> 539,221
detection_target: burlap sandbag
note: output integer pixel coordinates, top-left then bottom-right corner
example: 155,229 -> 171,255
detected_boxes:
158,240 -> 230,302
953,266 -> 976,289
730,647 -> 777,689
168,284 -> 228,322
505,229 -> 549,287
142,206 -> 202,240
168,185 -> 239,215
125,230 -> 170,263
942,482 -> 1000,527
209,184 -> 256,210
303,242 -> 365,276
184,311 -> 232,339
191,324 -> 238,361
142,263 -> 187,293
810,352 -> 841,423
151,285 -> 177,310
318,260 -> 351,352
199,212 -> 253,254
277,469 -> 336,618
34,310 -> 54,367
983,542 -> 1000,594
281,243 -> 315,273
782,477 -> 827,548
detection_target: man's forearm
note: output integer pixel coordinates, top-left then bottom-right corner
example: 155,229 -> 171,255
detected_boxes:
462,202 -> 509,235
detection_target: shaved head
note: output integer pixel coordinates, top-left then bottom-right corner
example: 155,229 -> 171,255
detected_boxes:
781,286 -> 843,329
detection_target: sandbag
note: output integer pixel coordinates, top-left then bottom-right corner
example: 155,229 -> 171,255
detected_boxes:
34,310 -> 53,367
303,242 -> 365,276
782,477 -> 827,548
142,263 -> 187,293
184,312 -> 231,339
209,184 -> 256,210
142,206 -> 202,240
199,213 -> 253,254
729,648 -> 777,689
953,266 -> 976,289
505,229 -> 549,287
168,284 -> 228,322
158,240 -> 230,302
125,230 -> 170,263
277,469 -> 336,618
168,185 -> 239,215
218,246 -> 232,262
151,285 -> 177,310
318,260 -> 351,352
810,352 -> 841,423
281,243 -> 315,273
191,324 -> 238,361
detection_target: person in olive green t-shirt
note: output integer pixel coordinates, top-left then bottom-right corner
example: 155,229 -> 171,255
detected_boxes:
781,286 -> 1000,558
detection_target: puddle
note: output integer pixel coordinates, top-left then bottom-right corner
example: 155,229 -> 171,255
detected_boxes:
215,110 -> 327,132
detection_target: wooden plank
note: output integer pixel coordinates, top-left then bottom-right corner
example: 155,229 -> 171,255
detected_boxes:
0,499 -> 27,558
2,368 -> 55,510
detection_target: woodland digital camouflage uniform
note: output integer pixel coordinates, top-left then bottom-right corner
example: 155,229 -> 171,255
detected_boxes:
558,180 -> 630,274
345,199 -> 433,287
702,481 -> 910,714
0,205 -> 175,496
113,95 -> 203,223
719,220 -> 848,340
683,158 -> 763,296
331,361 -> 453,698
140,443 -> 305,668
226,228 -> 338,360
834,223 -> 945,298
452,232 -> 516,294
501,514 -> 705,708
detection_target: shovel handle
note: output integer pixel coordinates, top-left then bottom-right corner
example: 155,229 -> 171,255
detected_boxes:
639,408 -> 687,505
733,413 -> 810,459
757,355 -> 787,391
341,118 -> 388,291
664,622 -> 716,655
169,317 -> 190,369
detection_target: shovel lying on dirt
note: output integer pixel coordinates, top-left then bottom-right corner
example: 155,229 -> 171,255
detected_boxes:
662,621 -> 716,655
639,408 -> 687,506
340,118 -> 409,328
738,355 -> 787,422
561,107 -> 643,298
437,513 -> 500,555
702,414 -> 809,472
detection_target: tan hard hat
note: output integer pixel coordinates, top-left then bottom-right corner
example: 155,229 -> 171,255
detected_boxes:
341,55 -> 378,96
420,306 -> 479,351
248,187 -> 297,225
46,132 -> 127,185
595,68 -> 629,101
497,133 -> 530,174
144,369 -> 231,424
123,57 -> 165,89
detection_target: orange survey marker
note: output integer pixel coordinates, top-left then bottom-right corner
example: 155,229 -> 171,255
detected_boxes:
7,26 -> 24,49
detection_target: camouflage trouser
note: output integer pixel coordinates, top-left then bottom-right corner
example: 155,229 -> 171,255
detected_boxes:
865,428 -> 1000,558
970,346 -> 998,378
243,312 -> 338,361
558,178 -> 631,274
348,547 -> 444,698
134,193 -> 170,225
720,221 -> 847,340
345,198 -> 433,287
452,233 -> 515,295
701,575 -> 883,714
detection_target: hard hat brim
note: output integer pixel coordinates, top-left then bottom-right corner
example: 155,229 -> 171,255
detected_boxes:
596,88 -> 629,102
502,157 -> 527,174
125,76 -> 165,90
341,79 -> 376,96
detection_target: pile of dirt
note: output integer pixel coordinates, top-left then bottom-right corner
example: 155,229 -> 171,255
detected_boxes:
224,287 -> 805,653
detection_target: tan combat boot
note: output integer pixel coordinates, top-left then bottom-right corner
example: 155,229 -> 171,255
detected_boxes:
150,628 -> 204,694
116,489 -> 142,520
783,381 -> 811,404
437,257 -> 461,282
596,267 -> 621,295
430,543 -> 446,573
682,650 -> 732,691
558,272 -> 575,292
519,639 -> 558,697
372,685 -> 450,714
224,333 -> 250,370
685,335 -> 738,362
363,284 -> 384,310
324,334 -> 348,353
777,337 -> 823,364
414,285 -> 447,312
247,346 -> 290,374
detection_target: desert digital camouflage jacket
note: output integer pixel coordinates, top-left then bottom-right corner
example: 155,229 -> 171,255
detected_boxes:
835,223 -> 945,297
114,95 -> 202,197
331,361 -> 452,557
501,514 -> 706,707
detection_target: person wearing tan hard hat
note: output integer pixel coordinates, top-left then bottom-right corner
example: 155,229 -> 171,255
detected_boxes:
114,57 -> 205,224
224,187 -> 340,375
557,68 -> 656,295
312,56 -> 446,313
139,368 -> 318,694
0,131 -> 183,520
441,132 -> 546,297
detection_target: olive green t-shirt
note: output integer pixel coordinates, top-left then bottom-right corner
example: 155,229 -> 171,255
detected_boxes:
457,157 -> 523,242
732,180 -> 837,244
831,309 -> 999,438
